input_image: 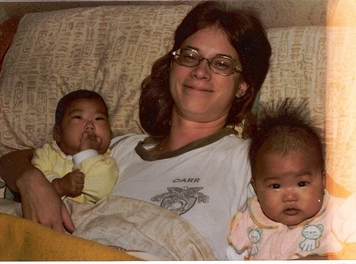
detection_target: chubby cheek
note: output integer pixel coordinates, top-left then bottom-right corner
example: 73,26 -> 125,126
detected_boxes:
98,125 -> 112,140
306,188 -> 324,212
63,125 -> 81,139
257,190 -> 281,218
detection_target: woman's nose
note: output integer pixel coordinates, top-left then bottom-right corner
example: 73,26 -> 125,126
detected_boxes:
190,59 -> 211,80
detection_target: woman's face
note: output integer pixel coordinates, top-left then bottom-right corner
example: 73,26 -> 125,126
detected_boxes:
169,26 -> 248,125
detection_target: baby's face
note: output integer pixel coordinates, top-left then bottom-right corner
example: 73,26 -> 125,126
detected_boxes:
55,98 -> 111,155
252,149 -> 325,226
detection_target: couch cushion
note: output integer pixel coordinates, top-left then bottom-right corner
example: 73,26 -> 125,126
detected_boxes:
259,26 -> 326,132
0,5 -> 192,155
0,6 -> 327,157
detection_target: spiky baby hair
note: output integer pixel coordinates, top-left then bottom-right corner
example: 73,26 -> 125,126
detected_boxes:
249,98 -> 325,177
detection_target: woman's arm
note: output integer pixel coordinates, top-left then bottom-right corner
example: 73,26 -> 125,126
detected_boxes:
0,149 -> 75,233
0,149 -> 36,193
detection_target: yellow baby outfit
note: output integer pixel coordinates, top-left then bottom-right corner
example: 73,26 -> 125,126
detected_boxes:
32,140 -> 118,203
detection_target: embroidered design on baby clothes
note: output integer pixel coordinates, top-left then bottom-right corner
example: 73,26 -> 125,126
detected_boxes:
247,227 -> 262,256
299,224 -> 324,251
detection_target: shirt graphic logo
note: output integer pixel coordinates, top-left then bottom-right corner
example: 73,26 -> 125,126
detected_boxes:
151,186 -> 209,215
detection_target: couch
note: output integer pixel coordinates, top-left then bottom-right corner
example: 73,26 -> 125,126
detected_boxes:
0,0 -> 355,260
0,0 -> 329,157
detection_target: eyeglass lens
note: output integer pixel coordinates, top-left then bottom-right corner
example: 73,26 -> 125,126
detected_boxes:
173,48 -> 240,75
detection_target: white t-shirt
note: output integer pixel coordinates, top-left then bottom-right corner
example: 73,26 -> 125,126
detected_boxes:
109,128 -> 255,260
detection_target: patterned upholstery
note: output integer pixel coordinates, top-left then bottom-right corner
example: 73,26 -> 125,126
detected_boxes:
0,5 -> 328,156
0,0 -> 327,28
0,5 -> 191,155
260,26 -> 326,132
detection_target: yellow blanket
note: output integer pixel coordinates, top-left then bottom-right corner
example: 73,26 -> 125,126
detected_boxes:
0,196 -> 215,260
0,212 -> 140,261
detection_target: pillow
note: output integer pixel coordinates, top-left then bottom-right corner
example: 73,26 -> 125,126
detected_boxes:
259,26 -> 326,132
0,6 -> 327,157
0,5 -> 193,156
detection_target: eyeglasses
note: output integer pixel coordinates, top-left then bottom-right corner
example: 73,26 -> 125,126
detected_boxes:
172,47 -> 242,76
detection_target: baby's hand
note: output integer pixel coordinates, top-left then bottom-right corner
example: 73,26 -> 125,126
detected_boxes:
79,130 -> 102,152
52,169 -> 85,197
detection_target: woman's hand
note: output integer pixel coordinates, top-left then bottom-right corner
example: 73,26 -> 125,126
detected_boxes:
18,167 -> 76,233
0,149 -> 75,233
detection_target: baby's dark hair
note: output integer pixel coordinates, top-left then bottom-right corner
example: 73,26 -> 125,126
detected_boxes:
249,98 -> 325,177
55,89 -> 108,127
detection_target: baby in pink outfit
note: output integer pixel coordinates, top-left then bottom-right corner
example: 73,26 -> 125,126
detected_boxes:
227,98 -> 356,260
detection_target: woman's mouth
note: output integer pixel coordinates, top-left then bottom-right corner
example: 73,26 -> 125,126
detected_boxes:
184,84 -> 212,93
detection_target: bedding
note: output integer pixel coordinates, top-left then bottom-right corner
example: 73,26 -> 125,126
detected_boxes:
0,2 -> 331,261
68,195 -> 215,260
0,196 -> 215,260
0,211 -> 141,261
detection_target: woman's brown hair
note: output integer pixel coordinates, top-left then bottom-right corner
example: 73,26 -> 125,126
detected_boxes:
139,1 -> 271,137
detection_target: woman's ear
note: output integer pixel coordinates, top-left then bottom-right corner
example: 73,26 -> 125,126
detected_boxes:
236,81 -> 249,98
53,125 -> 61,144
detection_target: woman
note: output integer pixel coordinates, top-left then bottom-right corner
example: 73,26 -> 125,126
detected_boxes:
0,1 -> 271,260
